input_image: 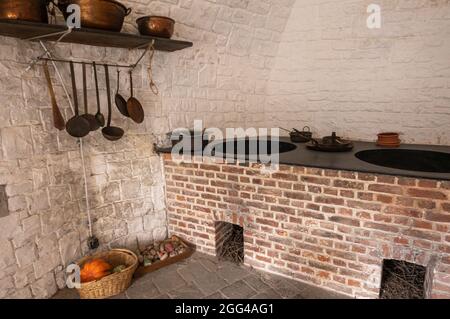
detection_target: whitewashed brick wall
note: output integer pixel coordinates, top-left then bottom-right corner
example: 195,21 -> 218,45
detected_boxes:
0,0 -> 294,298
124,0 -> 296,132
265,0 -> 450,145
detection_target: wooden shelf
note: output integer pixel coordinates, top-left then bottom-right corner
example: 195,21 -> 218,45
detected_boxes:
0,19 -> 193,52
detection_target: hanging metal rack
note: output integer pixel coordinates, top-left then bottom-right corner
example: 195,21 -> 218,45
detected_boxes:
26,25 -> 155,71
30,44 -> 154,71
36,45 -> 152,69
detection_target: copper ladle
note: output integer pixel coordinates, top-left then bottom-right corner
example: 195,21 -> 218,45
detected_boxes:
102,64 -> 124,141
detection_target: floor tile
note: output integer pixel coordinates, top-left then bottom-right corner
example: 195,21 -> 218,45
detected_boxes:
198,257 -> 220,272
259,273 -> 302,298
126,281 -> 160,299
193,271 -> 228,296
220,280 -> 257,299
204,291 -> 226,299
109,292 -> 128,299
251,288 -> 283,299
177,260 -> 210,283
152,268 -> 187,293
52,288 -> 79,299
295,283 -> 351,299
168,283 -> 205,299
216,262 -> 250,284
243,274 -> 271,291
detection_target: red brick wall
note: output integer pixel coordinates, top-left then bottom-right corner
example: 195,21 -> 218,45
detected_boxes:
162,154 -> 450,298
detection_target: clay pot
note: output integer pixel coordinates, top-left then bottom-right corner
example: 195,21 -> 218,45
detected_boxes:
377,132 -> 400,147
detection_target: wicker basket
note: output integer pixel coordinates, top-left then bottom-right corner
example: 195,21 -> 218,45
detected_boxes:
76,248 -> 138,299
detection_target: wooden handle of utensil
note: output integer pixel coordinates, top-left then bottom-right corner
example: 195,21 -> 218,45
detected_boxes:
43,63 -> 65,130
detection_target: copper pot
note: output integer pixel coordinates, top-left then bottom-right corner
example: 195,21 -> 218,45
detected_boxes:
0,0 -> 49,23
57,0 -> 131,32
136,16 -> 175,39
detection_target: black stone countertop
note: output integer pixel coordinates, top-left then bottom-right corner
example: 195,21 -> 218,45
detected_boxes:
156,137 -> 450,181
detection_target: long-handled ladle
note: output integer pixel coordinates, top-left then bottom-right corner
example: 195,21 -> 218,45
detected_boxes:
102,64 -> 124,141
66,61 -> 90,138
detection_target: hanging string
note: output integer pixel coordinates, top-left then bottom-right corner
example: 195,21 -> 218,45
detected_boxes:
79,137 -> 93,237
147,43 -> 159,95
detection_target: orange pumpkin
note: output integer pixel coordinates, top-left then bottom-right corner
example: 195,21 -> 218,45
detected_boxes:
80,258 -> 112,283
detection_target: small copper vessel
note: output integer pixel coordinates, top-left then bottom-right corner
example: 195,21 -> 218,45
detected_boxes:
136,16 -> 175,39
0,0 -> 49,23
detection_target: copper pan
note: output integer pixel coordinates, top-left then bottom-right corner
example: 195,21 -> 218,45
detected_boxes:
0,0 -> 49,23
56,0 -> 131,32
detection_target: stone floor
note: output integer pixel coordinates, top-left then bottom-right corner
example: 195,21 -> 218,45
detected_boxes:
53,252 -> 349,299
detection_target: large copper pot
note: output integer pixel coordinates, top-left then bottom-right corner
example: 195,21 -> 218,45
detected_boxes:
136,16 -> 175,39
57,0 -> 131,32
0,0 -> 49,23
